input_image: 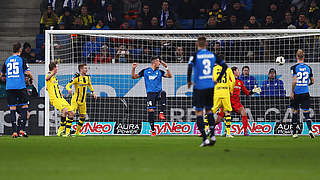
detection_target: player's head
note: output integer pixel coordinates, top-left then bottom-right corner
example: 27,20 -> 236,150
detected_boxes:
231,66 -> 240,77
242,66 -> 250,76
296,49 -> 304,62
49,62 -> 58,71
196,36 -> 207,50
150,56 -> 161,68
78,64 -> 88,74
13,42 -> 22,54
268,68 -> 276,80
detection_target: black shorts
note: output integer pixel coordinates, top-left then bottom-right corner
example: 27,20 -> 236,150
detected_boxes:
290,93 -> 310,111
192,88 -> 214,111
146,91 -> 162,110
6,89 -> 29,107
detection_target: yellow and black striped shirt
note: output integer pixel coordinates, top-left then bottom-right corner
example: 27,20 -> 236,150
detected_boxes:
46,72 -> 63,100
66,75 -> 94,104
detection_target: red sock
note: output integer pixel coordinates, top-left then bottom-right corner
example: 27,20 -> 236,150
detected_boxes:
242,116 -> 248,135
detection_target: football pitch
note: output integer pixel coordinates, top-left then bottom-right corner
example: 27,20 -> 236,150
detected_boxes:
0,136 -> 319,180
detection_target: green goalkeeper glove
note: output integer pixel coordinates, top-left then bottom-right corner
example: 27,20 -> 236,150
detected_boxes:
252,85 -> 261,94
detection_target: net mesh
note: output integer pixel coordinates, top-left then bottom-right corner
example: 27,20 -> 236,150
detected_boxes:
45,30 -> 320,136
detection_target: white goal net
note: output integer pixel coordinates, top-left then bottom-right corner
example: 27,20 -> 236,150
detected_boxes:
44,30 -> 320,136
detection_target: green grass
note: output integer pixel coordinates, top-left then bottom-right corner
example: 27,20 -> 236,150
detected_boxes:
0,136 -> 319,180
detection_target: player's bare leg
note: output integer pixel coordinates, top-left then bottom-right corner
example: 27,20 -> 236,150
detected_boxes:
239,107 -> 249,136
148,109 -> 156,136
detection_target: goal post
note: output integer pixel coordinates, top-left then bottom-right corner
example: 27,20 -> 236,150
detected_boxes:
44,29 -> 320,136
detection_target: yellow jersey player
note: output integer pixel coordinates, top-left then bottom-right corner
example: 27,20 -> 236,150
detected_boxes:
66,64 -> 97,136
212,65 -> 235,138
46,62 -> 74,137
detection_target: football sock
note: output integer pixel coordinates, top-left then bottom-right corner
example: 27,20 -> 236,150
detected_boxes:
303,111 -> 312,131
159,91 -> 166,112
19,107 -> 28,132
206,113 -> 215,137
10,110 -> 17,133
242,115 -> 248,135
65,117 -> 73,135
225,115 -> 232,135
204,115 -> 209,132
58,116 -> 66,132
148,111 -> 155,131
76,117 -> 85,134
292,112 -> 298,134
196,115 -> 206,140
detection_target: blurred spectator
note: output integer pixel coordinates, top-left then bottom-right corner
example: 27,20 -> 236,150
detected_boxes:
63,0 -> 83,14
163,18 -> 177,29
205,16 -> 219,29
78,5 -> 95,29
115,45 -> 132,63
262,15 -> 278,29
94,45 -> 112,63
295,14 -> 309,29
120,21 -> 131,29
177,0 -> 195,19
281,12 -> 294,28
40,5 -> 59,32
137,46 -> 154,63
252,0 -> 269,20
223,15 -> 241,29
315,19 -> 320,28
174,46 -> 187,63
211,41 -> 225,57
21,42 -> 32,63
291,0 -> 305,10
0,76 -> 6,98
306,0 -> 320,26
29,50 -> 44,64
261,68 -> 285,97
245,15 -> 261,29
239,66 -> 257,91
123,0 -> 142,20
226,0 -> 248,24
208,1 -> 223,22
83,36 -> 102,62
268,2 -> 282,24
158,1 -> 176,28
289,4 -> 299,21
58,8 -> 74,30
194,0 -> 210,19
135,18 -> 144,29
140,4 -> 153,27
25,75 -> 38,97
41,0 -> 65,16
240,0 -> 253,13
100,3 -> 121,29
148,16 -> 161,29
73,16 -> 85,29
91,19 -> 110,30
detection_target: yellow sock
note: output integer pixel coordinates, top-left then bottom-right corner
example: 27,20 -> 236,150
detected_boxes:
225,115 -> 232,135
76,118 -> 85,134
65,117 -> 73,135
204,115 -> 209,132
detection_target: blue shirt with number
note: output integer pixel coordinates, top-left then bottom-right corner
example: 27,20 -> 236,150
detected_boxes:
189,49 -> 222,90
290,63 -> 313,94
138,67 -> 165,93
1,55 -> 30,90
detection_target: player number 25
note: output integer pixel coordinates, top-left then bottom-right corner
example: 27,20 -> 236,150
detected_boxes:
7,62 -> 19,75
202,59 -> 211,75
297,71 -> 308,84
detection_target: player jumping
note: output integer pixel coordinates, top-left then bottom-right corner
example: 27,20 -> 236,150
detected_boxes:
46,62 -> 75,137
215,66 -> 261,136
187,36 -> 228,147
290,49 -> 315,139
131,57 -> 172,136
66,64 -> 97,136
1,42 -> 33,138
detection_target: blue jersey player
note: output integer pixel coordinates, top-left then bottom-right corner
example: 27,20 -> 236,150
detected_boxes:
0,43 -> 33,138
290,49 -> 315,139
131,57 -> 172,136
187,37 -> 228,147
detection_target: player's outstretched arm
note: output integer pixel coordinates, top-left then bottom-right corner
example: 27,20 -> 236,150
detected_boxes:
309,77 -> 315,86
131,63 -> 141,79
161,60 -> 172,78
45,70 -> 56,81
88,76 -> 97,100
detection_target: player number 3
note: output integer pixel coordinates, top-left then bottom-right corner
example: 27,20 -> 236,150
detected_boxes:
202,59 -> 211,75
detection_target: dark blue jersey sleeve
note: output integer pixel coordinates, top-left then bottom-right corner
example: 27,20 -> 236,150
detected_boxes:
187,54 -> 196,83
22,59 -> 30,72
138,69 -> 145,77
1,63 -> 5,74
215,54 -> 228,82
309,65 -> 313,78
